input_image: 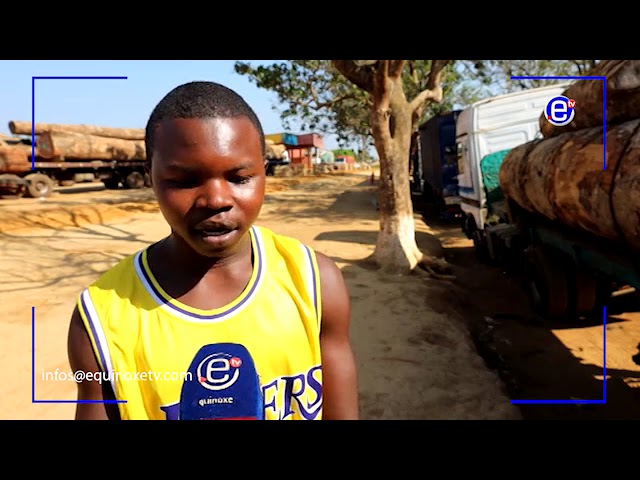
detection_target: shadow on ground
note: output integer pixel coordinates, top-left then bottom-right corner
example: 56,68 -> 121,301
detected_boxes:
422,211 -> 640,420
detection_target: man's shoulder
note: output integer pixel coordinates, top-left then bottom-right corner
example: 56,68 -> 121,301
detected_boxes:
252,225 -> 337,278
253,225 -> 312,252
253,225 -> 323,272
86,249 -> 142,291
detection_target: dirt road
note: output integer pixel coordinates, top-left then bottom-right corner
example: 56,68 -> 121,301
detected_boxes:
4,173 -> 639,420
1,173 -> 521,420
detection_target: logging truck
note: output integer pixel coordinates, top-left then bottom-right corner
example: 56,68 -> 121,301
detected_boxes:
0,121 -> 150,198
459,61 -> 640,322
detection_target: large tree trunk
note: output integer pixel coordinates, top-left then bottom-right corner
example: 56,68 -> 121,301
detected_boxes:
539,60 -> 640,138
36,132 -> 146,161
9,121 -> 145,140
500,118 -> 640,251
373,136 -> 423,273
331,60 -> 450,276
371,83 -> 430,274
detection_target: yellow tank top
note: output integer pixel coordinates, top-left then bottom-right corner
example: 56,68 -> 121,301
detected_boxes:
77,225 -> 323,420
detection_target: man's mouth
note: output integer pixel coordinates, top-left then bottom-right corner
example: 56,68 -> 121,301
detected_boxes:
191,222 -> 237,237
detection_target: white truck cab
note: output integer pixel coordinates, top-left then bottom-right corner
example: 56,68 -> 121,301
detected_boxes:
455,83 -> 571,233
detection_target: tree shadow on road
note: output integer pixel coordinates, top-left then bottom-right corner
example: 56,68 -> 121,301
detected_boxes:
433,223 -> 640,420
0,206 -> 159,294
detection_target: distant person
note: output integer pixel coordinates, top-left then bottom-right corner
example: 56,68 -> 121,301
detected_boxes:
67,81 -> 359,420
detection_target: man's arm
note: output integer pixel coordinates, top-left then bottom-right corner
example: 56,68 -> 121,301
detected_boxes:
316,252 -> 359,420
67,305 -> 120,420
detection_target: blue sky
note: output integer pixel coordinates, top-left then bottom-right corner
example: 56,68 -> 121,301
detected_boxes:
0,60 -> 343,150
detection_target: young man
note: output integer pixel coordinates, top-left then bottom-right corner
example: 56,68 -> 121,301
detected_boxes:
67,81 -> 359,420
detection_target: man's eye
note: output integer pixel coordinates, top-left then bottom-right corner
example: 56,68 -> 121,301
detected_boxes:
230,175 -> 253,184
166,178 -> 199,188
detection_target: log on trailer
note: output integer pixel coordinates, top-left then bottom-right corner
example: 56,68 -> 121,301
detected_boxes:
8,121 -> 145,141
500,117 -> 640,251
36,131 -> 146,161
0,138 -> 35,159
0,146 -> 31,173
539,60 -> 640,138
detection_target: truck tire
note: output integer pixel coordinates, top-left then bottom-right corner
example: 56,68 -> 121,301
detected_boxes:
124,171 -> 145,189
24,173 -> 54,198
524,245 -> 570,319
103,178 -> 120,189
144,172 -> 152,187
462,214 -> 475,239
472,229 -> 490,262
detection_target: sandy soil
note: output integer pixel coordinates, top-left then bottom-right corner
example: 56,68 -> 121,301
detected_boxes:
0,173 -> 522,420
437,212 -> 640,420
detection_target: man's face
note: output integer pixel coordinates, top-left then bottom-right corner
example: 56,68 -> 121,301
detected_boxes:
150,116 -> 266,257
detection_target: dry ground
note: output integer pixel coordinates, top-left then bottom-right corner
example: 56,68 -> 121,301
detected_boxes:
0,173 -> 522,420
9,172 -> 640,420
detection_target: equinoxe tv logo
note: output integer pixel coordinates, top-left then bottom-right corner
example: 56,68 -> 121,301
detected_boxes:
545,95 -> 576,126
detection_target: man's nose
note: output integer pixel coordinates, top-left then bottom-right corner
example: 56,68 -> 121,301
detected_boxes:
195,178 -> 233,211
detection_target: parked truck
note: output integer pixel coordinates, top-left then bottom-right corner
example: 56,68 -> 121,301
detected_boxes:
409,110 -> 462,219
0,146 -> 149,198
0,122 -> 150,198
458,64 -> 640,323
456,83 -> 570,240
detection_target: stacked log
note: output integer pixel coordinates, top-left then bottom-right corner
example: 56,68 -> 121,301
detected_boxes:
539,60 -> 640,138
266,139 -> 287,159
7,120 -> 147,163
499,60 -> 640,253
0,146 -> 31,174
500,117 -> 640,250
36,131 -> 146,161
9,121 -> 144,140
0,135 -> 34,174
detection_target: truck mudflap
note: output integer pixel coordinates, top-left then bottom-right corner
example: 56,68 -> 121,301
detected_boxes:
0,174 -> 28,187
0,173 -> 29,197
0,174 -> 28,198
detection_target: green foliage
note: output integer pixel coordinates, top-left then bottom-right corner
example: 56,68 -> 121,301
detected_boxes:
234,60 -> 602,148
235,60 -> 365,145
453,60 -> 601,105
332,149 -> 356,158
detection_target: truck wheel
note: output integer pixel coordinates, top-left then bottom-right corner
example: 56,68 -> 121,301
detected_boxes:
143,173 -> 152,187
462,214 -> 475,239
124,171 -> 145,189
568,267 -> 598,318
472,230 -> 490,262
524,245 -> 570,319
24,173 -> 54,198
103,178 -> 120,189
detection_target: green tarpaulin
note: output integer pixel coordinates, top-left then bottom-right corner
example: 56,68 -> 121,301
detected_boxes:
480,148 -> 511,209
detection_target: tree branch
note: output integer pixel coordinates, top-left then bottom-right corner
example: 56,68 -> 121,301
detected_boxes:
389,60 -> 406,80
409,60 -> 449,113
408,61 -> 420,87
300,88 -> 360,110
375,60 -> 394,111
426,60 -> 450,89
332,61 -> 375,93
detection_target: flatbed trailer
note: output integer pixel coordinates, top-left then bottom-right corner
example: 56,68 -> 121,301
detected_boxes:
0,159 -> 150,198
480,198 -> 639,321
